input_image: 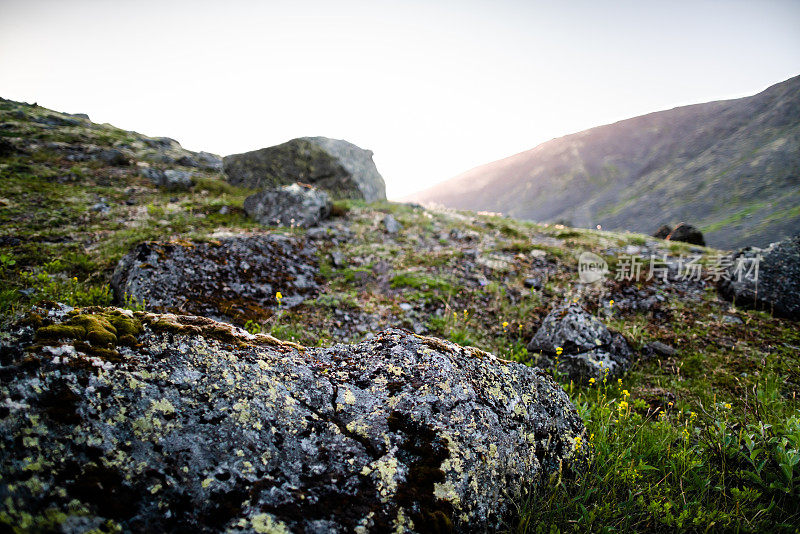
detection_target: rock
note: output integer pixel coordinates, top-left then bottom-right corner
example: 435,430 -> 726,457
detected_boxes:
111,235 -> 319,323
90,201 -> 110,213
0,138 -> 18,157
95,148 -> 129,166
330,251 -> 345,268
218,205 -> 229,215
243,183 -> 332,228
68,112 -> 90,120
223,137 -> 386,201
1,311 -> 586,533
653,225 -> 672,239
175,155 -> 198,167
399,302 -> 413,312
523,277 -> 542,290
383,214 -> 401,234
718,235 -> 800,320
143,137 -> 181,150
527,303 -> 632,382
646,341 -> 677,357
141,168 -> 193,191
196,151 -> 223,171
667,223 -> 705,246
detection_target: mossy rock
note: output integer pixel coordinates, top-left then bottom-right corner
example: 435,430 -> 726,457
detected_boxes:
36,309 -> 142,348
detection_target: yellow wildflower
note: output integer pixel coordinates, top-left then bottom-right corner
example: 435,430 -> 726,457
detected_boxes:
724,403 -> 732,410
622,389 -> 630,397
609,299 -> 615,307
502,321 -> 509,330
555,346 -> 563,356
574,436 -> 582,451
275,291 -> 283,305
588,377 -> 596,384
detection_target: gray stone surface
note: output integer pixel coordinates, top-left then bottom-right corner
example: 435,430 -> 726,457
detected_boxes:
111,235 -> 319,323
527,303 -> 632,382
383,214 -> 401,234
243,183 -> 332,228
223,137 -> 386,201
718,235 -> 800,320
0,309 -> 586,532
140,168 -> 194,190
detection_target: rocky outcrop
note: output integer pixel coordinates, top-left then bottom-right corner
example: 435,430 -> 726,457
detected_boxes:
243,183 -> 332,228
111,235 -> 319,324
140,168 -> 194,190
667,223 -> 705,246
527,304 -> 633,382
223,137 -> 387,201
0,307 -> 586,532
718,235 -> 800,320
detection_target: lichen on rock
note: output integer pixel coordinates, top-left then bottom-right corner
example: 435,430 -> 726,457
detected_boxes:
111,235 -> 320,325
0,307 -> 587,533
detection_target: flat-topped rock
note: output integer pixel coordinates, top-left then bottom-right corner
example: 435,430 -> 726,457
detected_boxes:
223,137 -> 386,201
111,235 -> 319,324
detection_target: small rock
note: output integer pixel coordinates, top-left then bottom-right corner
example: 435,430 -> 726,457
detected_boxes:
330,251 -> 344,268
528,303 -> 632,382
95,148 -> 129,166
243,183 -> 332,228
218,205 -> 229,215
722,315 -> 743,324
399,303 -> 413,312
383,214 -> 401,234
647,341 -> 677,357
524,277 -> 542,290
90,202 -> 110,213
141,168 -> 193,190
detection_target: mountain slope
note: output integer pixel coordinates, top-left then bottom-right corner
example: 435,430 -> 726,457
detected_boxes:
408,75 -> 800,249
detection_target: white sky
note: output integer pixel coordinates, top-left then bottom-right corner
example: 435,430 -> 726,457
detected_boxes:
1,0 -> 799,199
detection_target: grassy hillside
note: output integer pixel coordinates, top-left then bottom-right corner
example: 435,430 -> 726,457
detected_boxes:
408,75 -> 800,250
1,98 -> 799,532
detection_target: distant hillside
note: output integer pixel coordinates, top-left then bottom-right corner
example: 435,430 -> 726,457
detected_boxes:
408,75 -> 800,249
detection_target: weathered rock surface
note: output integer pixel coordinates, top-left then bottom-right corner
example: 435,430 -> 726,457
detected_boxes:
0,307 -> 586,532
718,235 -> 800,320
527,304 -> 632,382
223,137 -> 387,201
140,167 -> 194,190
243,183 -> 332,228
111,235 -> 319,323
667,222 -> 705,246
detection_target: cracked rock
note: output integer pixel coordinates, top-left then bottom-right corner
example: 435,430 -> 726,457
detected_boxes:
0,309 -> 586,533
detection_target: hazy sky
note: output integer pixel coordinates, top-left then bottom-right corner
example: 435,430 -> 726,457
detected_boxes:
1,1 -> 799,199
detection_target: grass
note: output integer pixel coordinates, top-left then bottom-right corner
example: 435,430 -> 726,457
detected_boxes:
2,98 -> 799,532
514,373 -> 800,533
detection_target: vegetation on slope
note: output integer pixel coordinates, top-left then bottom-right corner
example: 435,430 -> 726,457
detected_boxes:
1,98 -> 799,532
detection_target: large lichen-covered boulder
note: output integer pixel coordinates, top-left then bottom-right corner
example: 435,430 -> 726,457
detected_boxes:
527,303 -> 633,382
111,235 -> 318,323
243,183 -> 332,228
718,235 -> 800,320
223,137 -> 387,202
0,307 -> 587,533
